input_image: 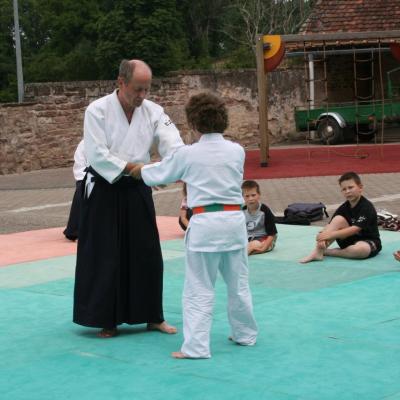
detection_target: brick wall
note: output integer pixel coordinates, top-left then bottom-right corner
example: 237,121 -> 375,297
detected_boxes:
0,69 -> 305,174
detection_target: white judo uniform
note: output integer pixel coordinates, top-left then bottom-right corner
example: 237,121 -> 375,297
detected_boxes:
72,140 -> 87,181
142,133 -> 258,358
73,90 -> 183,328
84,90 -> 183,183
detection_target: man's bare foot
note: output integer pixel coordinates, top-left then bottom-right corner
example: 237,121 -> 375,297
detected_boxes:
299,250 -> 324,264
97,328 -> 118,338
147,321 -> 177,334
171,351 -> 190,359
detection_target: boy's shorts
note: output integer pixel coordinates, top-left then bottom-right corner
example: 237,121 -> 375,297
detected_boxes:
248,235 -> 277,252
336,236 -> 381,258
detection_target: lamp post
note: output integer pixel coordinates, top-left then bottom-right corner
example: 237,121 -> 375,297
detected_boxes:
13,0 -> 24,103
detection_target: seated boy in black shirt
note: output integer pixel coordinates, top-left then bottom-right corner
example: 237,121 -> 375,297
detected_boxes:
242,180 -> 278,255
300,171 -> 381,263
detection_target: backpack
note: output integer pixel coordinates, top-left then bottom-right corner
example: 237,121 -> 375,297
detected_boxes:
284,202 -> 329,222
274,214 -> 311,226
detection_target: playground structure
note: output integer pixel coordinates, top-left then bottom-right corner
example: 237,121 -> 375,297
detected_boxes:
256,30 -> 400,166
295,65 -> 400,145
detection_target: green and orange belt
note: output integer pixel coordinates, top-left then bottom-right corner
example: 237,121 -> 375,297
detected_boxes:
192,204 -> 242,215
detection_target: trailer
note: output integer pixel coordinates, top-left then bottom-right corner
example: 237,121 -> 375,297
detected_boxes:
295,99 -> 400,144
295,67 -> 400,144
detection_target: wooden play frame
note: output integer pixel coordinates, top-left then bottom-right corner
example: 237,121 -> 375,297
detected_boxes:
256,30 -> 400,166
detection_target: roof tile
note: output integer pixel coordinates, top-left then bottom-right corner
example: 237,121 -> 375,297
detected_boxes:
301,0 -> 400,33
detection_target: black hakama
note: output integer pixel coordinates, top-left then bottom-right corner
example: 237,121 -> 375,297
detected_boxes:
63,181 -> 83,241
73,172 -> 164,329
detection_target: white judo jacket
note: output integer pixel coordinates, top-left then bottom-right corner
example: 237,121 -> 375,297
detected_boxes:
72,140 -> 87,181
142,133 -> 247,252
83,90 -> 183,183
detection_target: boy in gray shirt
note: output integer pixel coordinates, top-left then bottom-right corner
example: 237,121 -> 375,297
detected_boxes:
242,180 -> 278,255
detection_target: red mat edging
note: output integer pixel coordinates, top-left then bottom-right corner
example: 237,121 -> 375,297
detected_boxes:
0,217 -> 184,267
244,144 -> 400,179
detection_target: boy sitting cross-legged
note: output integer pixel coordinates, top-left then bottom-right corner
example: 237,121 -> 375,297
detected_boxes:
242,180 -> 278,256
300,171 -> 382,263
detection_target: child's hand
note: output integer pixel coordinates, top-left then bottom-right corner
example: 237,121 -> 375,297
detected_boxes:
129,163 -> 144,179
316,231 -> 332,242
394,250 -> 400,262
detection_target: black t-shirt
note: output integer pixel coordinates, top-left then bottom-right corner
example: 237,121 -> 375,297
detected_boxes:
332,196 -> 381,243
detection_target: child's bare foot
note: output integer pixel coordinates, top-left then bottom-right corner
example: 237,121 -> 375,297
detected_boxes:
228,336 -> 256,346
299,250 -> 324,263
171,351 -> 190,359
97,328 -> 118,338
147,321 -> 177,334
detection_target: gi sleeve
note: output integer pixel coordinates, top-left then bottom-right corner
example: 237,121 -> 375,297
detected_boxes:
72,140 -> 87,181
155,111 -> 184,158
84,107 -> 126,183
141,147 -> 186,187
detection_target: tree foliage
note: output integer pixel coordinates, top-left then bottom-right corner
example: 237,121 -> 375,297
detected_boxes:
0,0 -> 315,102
95,0 -> 189,77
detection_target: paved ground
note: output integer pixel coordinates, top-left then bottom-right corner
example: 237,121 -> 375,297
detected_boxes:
1,165 -> 399,235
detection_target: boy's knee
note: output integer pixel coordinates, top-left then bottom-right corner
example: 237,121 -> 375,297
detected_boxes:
330,215 -> 349,229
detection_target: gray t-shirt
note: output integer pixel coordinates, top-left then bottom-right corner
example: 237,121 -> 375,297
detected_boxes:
243,203 -> 278,240
244,204 -> 266,239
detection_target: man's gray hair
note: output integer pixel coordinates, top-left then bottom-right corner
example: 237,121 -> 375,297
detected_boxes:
119,60 -> 135,84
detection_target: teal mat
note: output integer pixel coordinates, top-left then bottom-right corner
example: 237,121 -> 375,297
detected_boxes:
1,225 -> 400,400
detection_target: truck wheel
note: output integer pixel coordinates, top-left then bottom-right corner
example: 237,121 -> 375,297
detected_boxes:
317,117 -> 343,145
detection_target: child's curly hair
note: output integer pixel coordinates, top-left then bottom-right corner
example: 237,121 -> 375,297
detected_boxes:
185,92 -> 228,134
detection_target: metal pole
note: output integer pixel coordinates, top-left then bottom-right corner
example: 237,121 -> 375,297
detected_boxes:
308,53 -> 316,140
13,0 -> 24,103
308,53 -> 314,110
256,35 -> 269,167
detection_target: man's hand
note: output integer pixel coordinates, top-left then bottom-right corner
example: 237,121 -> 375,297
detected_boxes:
129,163 -> 144,179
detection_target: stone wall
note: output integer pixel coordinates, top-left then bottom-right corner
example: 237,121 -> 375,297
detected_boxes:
0,69 -> 306,174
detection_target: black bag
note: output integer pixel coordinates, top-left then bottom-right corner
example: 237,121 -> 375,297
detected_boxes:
284,202 -> 329,222
275,214 -> 311,225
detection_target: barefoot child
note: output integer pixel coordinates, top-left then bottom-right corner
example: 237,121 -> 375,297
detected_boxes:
300,171 -> 381,263
242,180 -> 277,255
130,93 -> 258,358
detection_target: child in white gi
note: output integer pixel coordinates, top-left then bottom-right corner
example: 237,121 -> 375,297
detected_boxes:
130,93 -> 258,359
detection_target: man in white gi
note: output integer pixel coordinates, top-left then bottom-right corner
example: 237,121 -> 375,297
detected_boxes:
73,59 -> 183,338
130,92 -> 258,358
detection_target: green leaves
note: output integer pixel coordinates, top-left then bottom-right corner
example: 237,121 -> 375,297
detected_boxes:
0,0 -> 315,102
95,0 -> 189,77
